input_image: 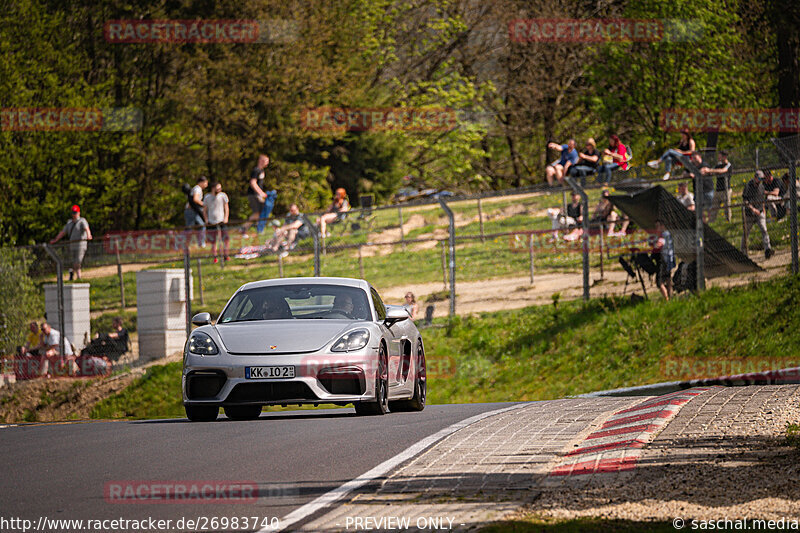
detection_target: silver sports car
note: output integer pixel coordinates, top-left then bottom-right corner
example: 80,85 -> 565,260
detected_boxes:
182,277 -> 426,421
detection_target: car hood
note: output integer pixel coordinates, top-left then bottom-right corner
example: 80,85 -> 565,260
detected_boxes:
214,320 -> 359,354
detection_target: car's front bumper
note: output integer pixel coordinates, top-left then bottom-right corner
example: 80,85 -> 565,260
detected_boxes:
182,350 -> 378,406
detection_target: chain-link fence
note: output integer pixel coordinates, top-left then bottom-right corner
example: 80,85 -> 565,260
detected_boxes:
1,135 -> 798,385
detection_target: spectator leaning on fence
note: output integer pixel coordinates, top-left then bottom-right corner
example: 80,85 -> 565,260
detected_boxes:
598,134 -> 629,184
676,181 -> 695,212
682,152 -> 713,221
184,176 -> 208,247
652,219 -> 676,301
700,150 -> 732,222
761,169 -> 785,220
203,180 -> 230,263
741,170 -> 774,260
50,204 -> 92,281
242,154 -> 270,237
568,138 -> 600,185
647,128 -> 695,181
545,138 -> 578,186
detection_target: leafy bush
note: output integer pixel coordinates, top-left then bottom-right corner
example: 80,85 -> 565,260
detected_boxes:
0,248 -> 41,353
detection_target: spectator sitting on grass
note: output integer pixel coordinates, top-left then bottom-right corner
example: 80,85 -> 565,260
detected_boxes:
81,317 -> 129,361
40,322 -> 74,377
597,134 -> 629,184
676,181 -> 695,212
647,128 -> 695,181
545,138 -> 578,187
588,190 -> 629,238
567,138 -> 600,185
318,188 -> 350,238
652,219 -> 675,300
267,203 -> 310,256
548,192 -> 583,239
683,152 -> 712,222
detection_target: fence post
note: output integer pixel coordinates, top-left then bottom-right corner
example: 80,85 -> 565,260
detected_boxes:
196,258 -> 204,306
440,240 -> 448,290
303,214 -> 321,277
598,228 -> 605,280
565,177 -> 589,301
398,206 -> 405,250
439,198 -> 456,316
115,245 -> 125,309
772,137 -> 799,274
183,248 -> 192,337
528,233 -> 535,284
477,197 -> 485,243
682,155 -> 705,290
358,244 -> 365,279
278,253 -> 284,278
43,244 -> 66,359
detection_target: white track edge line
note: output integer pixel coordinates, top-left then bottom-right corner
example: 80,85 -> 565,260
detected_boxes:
265,403 -> 527,533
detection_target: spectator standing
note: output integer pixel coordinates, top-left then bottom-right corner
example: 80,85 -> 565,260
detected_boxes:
741,170 -> 774,259
676,182 -> 695,211
545,139 -> 578,186
403,292 -> 419,319
568,138 -> 600,185
598,134 -> 629,184
700,151 -> 732,221
203,181 -> 230,263
652,219 -> 676,300
242,154 -> 270,237
50,204 -> 92,280
318,188 -> 350,238
647,129 -> 696,180
184,176 -> 208,248
267,203 -> 309,255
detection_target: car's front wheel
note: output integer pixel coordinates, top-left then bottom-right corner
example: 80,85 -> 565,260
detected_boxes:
224,405 -> 262,420
355,345 -> 389,416
185,404 -> 219,422
389,340 -> 426,412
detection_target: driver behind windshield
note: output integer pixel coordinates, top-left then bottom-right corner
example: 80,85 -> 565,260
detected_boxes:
260,297 -> 290,319
330,294 -> 354,316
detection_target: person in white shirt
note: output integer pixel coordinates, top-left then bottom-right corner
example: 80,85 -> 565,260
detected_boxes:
203,181 -> 230,263
40,322 -> 74,377
676,182 -> 695,212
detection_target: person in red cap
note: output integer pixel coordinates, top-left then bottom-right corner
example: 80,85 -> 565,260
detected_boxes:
51,204 -> 92,280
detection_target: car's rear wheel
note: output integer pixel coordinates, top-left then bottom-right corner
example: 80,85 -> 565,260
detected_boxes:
185,404 -> 219,422
355,345 -> 389,416
389,340 -> 426,412
224,404 -> 262,420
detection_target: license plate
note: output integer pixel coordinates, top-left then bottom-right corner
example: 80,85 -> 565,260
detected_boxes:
246,366 -> 295,379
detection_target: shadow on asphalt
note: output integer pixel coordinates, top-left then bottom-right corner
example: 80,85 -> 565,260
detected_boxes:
131,411 -> 357,424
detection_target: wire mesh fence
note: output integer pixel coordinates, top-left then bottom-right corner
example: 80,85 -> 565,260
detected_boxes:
1,136 -> 798,385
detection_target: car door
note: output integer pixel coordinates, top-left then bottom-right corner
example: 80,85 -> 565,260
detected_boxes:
370,287 -> 403,388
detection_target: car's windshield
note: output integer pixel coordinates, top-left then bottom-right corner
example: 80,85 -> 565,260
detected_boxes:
218,284 -> 371,323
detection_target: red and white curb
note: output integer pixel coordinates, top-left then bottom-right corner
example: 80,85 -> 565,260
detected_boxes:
549,387 -> 713,477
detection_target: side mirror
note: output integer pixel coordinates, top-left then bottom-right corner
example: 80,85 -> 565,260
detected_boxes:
383,306 -> 409,327
191,312 -> 212,326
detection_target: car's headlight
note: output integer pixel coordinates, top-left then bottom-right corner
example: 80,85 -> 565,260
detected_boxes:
331,329 -> 370,352
188,331 -> 219,355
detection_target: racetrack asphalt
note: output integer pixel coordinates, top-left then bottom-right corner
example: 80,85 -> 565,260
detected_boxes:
0,403 -> 516,528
